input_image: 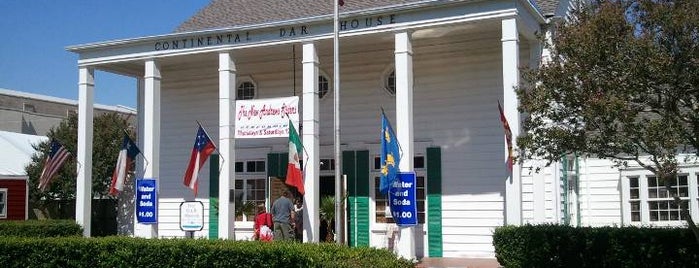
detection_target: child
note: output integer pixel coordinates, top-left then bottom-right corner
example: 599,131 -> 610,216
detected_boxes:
253,204 -> 273,241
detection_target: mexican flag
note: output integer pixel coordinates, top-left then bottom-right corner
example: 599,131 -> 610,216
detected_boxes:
286,120 -> 305,195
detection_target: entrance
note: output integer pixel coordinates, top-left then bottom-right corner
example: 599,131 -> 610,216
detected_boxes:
319,176 -> 335,242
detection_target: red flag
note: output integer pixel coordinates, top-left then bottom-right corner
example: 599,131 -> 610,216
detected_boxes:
286,120 -> 305,195
183,126 -> 216,197
38,140 -> 71,192
109,134 -> 141,196
498,102 -> 513,172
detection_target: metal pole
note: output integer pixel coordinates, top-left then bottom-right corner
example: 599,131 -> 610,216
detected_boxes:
333,0 -> 344,245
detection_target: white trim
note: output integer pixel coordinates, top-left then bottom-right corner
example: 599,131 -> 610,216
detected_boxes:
0,188 -> 7,219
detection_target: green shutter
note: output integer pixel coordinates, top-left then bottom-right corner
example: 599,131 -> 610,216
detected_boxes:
267,153 -> 289,178
344,150 -> 370,247
267,153 -> 279,178
209,154 -> 219,239
426,147 -> 443,257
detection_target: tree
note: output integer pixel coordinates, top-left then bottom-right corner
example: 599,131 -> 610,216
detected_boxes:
516,0 -> 699,241
26,112 -> 135,226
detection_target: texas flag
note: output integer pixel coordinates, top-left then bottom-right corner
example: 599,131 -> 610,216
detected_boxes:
183,126 -> 216,197
109,134 -> 141,196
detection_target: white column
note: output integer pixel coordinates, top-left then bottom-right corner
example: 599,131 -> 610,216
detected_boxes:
218,52 -> 236,239
302,42 -> 320,243
134,78 -> 145,235
76,67 -> 94,237
395,30 -> 415,260
135,59 -> 160,238
502,18 -> 522,225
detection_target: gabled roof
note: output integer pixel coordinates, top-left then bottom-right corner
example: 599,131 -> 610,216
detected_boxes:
175,0 -> 560,33
0,131 -> 47,177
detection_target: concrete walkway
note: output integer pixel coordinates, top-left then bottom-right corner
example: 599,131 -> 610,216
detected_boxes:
415,258 -> 501,268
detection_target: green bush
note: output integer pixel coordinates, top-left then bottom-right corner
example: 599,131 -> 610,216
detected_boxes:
493,224 -> 699,268
0,220 -> 82,238
0,236 -> 413,268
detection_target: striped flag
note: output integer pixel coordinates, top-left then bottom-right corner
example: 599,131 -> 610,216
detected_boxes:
109,134 -> 141,196
285,119 -> 305,195
38,140 -> 71,192
498,101 -> 514,172
183,126 -> 216,197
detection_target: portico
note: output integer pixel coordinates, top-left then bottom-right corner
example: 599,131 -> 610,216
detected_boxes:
68,0 -> 546,259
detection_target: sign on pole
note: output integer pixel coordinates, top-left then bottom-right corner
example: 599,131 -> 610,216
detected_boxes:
389,172 -> 418,226
234,96 -> 299,138
180,201 -> 205,231
136,178 -> 157,224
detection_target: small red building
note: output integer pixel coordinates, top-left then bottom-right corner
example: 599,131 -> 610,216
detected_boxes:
0,131 -> 47,221
0,178 -> 28,220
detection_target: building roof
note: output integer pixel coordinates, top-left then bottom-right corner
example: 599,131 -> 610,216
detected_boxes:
0,131 -> 47,177
176,0 -> 559,33
0,88 -> 136,114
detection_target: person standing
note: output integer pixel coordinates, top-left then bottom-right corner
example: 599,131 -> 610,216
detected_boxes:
293,198 -> 304,242
271,190 -> 295,241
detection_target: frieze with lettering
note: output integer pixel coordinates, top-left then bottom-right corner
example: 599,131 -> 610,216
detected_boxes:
153,13 -> 397,51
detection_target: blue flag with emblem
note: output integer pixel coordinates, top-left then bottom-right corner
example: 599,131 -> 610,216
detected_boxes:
380,111 -> 401,194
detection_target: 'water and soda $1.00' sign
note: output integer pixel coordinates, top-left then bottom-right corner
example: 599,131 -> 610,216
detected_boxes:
136,178 -> 157,223
389,172 -> 418,226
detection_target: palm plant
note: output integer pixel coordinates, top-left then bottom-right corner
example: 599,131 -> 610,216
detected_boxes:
319,195 -> 335,242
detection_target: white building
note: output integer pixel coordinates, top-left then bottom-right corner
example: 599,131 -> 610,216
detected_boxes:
66,0 -> 699,259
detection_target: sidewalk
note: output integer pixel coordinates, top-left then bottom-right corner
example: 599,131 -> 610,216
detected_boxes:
415,257 -> 501,268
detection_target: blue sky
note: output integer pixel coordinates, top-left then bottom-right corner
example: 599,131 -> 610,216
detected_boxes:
0,1 -> 210,108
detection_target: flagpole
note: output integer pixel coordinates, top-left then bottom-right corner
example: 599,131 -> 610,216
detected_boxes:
333,0 -> 344,245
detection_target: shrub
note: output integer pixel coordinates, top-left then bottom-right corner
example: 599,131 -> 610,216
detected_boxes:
0,220 -> 82,238
493,224 -> 699,268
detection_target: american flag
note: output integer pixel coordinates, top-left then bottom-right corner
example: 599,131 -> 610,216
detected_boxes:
498,101 -> 514,172
38,140 -> 71,192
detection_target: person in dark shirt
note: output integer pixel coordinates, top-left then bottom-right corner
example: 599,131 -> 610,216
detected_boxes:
271,190 -> 295,241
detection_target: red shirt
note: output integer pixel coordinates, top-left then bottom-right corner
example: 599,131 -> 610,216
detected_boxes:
254,212 -> 272,231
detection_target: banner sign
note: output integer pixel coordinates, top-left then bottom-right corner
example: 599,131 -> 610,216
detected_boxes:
136,178 -> 157,224
235,96 -> 299,138
180,201 -> 205,231
389,172 -> 418,226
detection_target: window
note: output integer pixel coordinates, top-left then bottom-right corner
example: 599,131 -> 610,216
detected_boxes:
318,75 -> 330,99
373,156 -> 424,170
373,155 -> 426,224
0,188 -> 7,219
237,77 -> 257,100
232,178 -> 266,221
23,103 -> 36,113
647,175 -> 688,221
232,159 -> 267,221
623,171 -> 697,225
383,69 -> 396,96
235,160 -> 265,173
320,158 -> 335,171
629,177 -> 641,222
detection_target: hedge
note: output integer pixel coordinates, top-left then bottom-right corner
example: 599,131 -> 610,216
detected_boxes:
0,220 -> 82,238
493,224 -> 699,268
0,236 -> 414,268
